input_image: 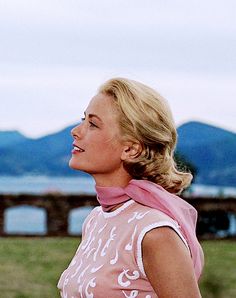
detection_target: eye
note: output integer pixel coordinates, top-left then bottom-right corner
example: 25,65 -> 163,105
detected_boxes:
81,116 -> 98,128
89,121 -> 98,128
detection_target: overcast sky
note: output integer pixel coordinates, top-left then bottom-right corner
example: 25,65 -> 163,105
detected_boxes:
1,0 -> 236,138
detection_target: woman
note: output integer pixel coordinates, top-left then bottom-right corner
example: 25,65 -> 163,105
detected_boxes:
58,78 -> 204,297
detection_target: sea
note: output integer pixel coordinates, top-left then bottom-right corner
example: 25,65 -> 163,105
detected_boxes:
1,175 -> 236,236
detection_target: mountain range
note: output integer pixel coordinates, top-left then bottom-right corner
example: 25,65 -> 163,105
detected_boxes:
0,121 -> 236,187
176,122 -> 236,186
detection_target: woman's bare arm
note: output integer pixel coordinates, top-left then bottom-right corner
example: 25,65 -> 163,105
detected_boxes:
142,227 -> 202,298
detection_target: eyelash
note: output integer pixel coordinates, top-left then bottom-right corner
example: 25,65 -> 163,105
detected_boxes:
81,117 -> 98,128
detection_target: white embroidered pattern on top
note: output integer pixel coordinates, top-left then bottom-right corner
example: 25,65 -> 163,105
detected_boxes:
72,225 -> 119,296
125,225 -> 137,251
71,259 -> 83,278
110,248 -> 119,265
98,223 -> 107,234
85,277 -> 96,298
77,264 -> 90,284
122,290 -> 139,298
93,238 -> 102,262
118,269 -> 140,287
59,202 -> 160,297
100,226 -> 116,256
81,221 -> 97,250
90,264 -> 104,273
128,211 -> 150,223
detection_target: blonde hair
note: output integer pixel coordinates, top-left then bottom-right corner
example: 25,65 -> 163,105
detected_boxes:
99,77 -> 192,194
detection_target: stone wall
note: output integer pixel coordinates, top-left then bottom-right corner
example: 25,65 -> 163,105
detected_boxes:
0,194 -> 236,237
0,194 -> 99,236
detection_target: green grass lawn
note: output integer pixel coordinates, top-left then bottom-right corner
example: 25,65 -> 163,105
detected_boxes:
0,238 -> 235,298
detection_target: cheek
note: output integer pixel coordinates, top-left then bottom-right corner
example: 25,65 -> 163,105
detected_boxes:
91,134 -> 118,150
94,139 -> 123,159
107,143 -> 124,160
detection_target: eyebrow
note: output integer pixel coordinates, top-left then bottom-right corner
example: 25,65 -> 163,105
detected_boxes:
84,112 -> 103,122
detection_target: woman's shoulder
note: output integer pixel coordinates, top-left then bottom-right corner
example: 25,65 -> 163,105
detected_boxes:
81,206 -> 101,235
129,200 -> 179,225
83,206 -> 101,223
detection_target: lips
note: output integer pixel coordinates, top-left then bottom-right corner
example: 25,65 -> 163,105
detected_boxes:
72,143 -> 85,152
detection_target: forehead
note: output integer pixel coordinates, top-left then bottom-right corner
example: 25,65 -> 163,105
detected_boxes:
86,93 -> 118,118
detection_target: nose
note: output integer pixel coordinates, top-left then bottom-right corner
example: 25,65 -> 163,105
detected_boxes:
71,123 -> 83,139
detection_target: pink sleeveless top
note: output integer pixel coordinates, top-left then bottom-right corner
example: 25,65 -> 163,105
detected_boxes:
57,200 -> 190,298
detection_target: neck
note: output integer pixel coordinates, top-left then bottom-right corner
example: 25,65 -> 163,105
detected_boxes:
92,172 -> 132,188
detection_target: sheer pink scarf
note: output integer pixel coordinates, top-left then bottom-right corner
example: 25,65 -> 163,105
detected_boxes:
96,179 -> 204,280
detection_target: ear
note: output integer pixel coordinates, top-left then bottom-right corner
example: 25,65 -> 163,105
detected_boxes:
121,141 -> 142,161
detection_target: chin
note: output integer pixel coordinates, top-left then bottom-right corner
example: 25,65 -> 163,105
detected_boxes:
69,159 -> 80,170
69,159 -> 89,173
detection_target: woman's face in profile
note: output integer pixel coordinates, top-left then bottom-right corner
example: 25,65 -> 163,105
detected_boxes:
69,93 -> 126,180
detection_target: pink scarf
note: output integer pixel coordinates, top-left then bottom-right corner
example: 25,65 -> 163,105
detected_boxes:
96,179 -> 204,280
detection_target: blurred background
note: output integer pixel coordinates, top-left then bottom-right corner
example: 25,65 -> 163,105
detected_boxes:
0,0 -> 236,297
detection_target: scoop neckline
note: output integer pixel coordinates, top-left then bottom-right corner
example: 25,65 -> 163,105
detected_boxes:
101,200 -> 134,218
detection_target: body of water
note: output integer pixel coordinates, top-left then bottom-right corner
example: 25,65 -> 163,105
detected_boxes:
1,176 -> 236,236
1,175 -> 236,197
0,175 -> 96,194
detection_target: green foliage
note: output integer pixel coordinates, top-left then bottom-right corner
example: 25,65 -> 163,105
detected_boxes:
0,238 -> 235,297
200,240 -> 236,298
0,237 -> 79,298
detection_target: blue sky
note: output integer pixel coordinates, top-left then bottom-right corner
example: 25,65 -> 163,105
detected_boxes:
1,0 -> 236,138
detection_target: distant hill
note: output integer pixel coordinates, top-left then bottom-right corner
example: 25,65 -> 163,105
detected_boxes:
0,126 -> 86,177
0,130 -> 29,147
0,121 -> 236,186
176,121 -> 236,186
